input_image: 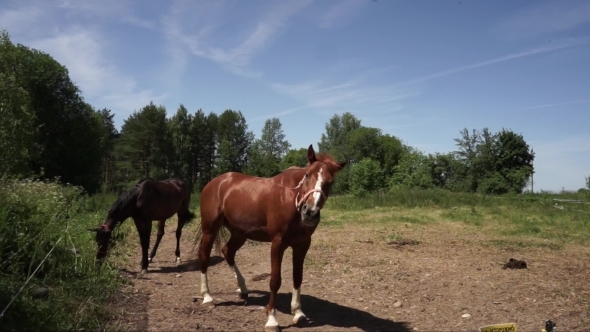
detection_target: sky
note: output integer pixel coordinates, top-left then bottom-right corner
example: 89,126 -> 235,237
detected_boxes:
1,0 -> 589,193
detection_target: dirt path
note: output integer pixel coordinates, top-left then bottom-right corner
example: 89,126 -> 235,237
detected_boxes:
108,220 -> 590,332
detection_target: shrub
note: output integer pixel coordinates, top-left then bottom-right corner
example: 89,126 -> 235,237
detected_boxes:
0,177 -> 125,331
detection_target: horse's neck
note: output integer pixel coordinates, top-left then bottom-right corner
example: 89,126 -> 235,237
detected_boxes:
106,210 -> 132,229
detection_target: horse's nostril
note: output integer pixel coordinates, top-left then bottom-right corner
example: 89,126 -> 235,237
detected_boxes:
302,204 -> 309,214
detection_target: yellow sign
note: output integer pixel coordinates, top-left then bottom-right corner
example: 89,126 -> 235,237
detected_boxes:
480,323 -> 518,332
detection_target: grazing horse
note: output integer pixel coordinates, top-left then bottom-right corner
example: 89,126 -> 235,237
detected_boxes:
89,178 -> 195,273
197,145 -> 346,331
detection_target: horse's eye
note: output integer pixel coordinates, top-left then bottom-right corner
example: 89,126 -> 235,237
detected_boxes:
305,173 -> 310,179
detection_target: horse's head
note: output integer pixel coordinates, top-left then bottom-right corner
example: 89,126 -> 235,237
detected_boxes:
88,222 -> 113,263
295,144 -> 347,224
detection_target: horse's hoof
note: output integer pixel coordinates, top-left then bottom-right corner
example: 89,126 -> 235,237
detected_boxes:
140,269 -> 148,274
202,300 -> 215,307
292,312 -> 307,325
264,326 -> 281,332
238,292 -> 248,300
175,257 -> 182,264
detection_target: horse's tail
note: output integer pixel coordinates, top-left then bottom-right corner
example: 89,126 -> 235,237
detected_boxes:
191,218 -> 230,257
180,210 -> 196,224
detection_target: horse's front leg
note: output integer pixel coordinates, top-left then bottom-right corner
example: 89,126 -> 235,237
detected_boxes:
265,239 -> 286,331
291,239 -> 311,325
133,218 -> 152,273
148,219 -> 165,263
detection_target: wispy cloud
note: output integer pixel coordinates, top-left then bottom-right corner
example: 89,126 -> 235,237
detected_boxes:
162,0 -> 312,78
511,99 -> 590,112
318,0 -> 367,29
1,2 -> 165,120
30,28 -> 167,115
271,79 -> 419,111
58,0 -> 156,29
493,0 -> 590,40
399,38 -> 590,86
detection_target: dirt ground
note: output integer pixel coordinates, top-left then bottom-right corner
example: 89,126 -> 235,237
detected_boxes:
107,219 -> 590,332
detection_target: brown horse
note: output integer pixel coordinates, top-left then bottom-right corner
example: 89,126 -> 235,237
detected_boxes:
197,145 -> 346,330
89,178 -> 195,273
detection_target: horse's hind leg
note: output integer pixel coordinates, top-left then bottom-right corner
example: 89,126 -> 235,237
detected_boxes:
148,219 -> 166,263
198,222 -> 220,305
221,234 -> 248,299
174,217 -> 187,264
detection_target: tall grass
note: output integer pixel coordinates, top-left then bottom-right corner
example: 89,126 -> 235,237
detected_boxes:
0,178 -> 126,331
326,187 -> 590,210
323,188 -> 590,246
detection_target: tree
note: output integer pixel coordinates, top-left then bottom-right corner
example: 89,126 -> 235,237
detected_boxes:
247,118 -> 291,177
114,102 -> 170,186
493,128 -> 535,194
349,158 -> 384,197
280,148 -> 308,170
168,104 -> 193,184
318,112 -> 361,161
0,30 -> 104,193
0,31 -> 35,176
195,111 -> 218,190
216,109 -> 253,175
390,147 -> 435,190
452,127 -> 535,194
96,108 -> 119,192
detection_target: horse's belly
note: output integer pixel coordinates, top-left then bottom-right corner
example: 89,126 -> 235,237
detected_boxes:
224,214 -> 271,242
243,229 -> 271,242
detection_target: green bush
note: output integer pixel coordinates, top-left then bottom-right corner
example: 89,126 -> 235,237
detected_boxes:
0,178 -> 125,331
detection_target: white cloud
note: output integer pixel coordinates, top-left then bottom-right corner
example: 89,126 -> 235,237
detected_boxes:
493,0 -> 590,40
30,28 -> 167,117
161,0 -> 312,77
319,0 -> 367,29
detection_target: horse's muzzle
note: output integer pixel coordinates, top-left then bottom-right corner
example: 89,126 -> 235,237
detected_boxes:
301,204 -> 320,224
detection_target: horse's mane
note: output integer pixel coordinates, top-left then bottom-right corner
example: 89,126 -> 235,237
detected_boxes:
315,152 -> 345,174
106,184 -> 140,220
136,177 -> 154,185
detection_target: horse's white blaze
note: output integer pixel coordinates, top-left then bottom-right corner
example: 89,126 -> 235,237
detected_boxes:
312,169 -> 324,208
291,287 -> 306,323
265,308 -> 279,327
231,264 -> 248,294
200,272 -> 213,304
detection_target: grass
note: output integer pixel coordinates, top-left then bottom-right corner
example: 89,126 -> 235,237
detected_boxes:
322,189 -> 590,247
0,178 -> 128,332
2,179 -> 583,331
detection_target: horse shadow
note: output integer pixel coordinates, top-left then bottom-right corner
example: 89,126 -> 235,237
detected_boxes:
217,290 -> 412,332
148,255 -> 225,274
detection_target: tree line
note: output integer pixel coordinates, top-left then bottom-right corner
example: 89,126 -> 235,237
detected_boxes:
1,29 -> 537,196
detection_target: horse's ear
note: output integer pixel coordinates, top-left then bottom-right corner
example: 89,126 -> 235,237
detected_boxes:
338,161 -> 347,170
87,227 -> 101,232
307,144 -> 317,164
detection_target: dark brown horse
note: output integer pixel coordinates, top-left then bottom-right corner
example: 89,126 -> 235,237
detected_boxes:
89,178 -> 195,273
197,145 -> 346,330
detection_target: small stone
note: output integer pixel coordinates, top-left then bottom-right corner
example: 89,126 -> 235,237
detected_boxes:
358,297 -> 364,302
166,282 -> 173,286
461,313 -> 471,318
176,274 -> 182,278
393,301 -> 402,308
